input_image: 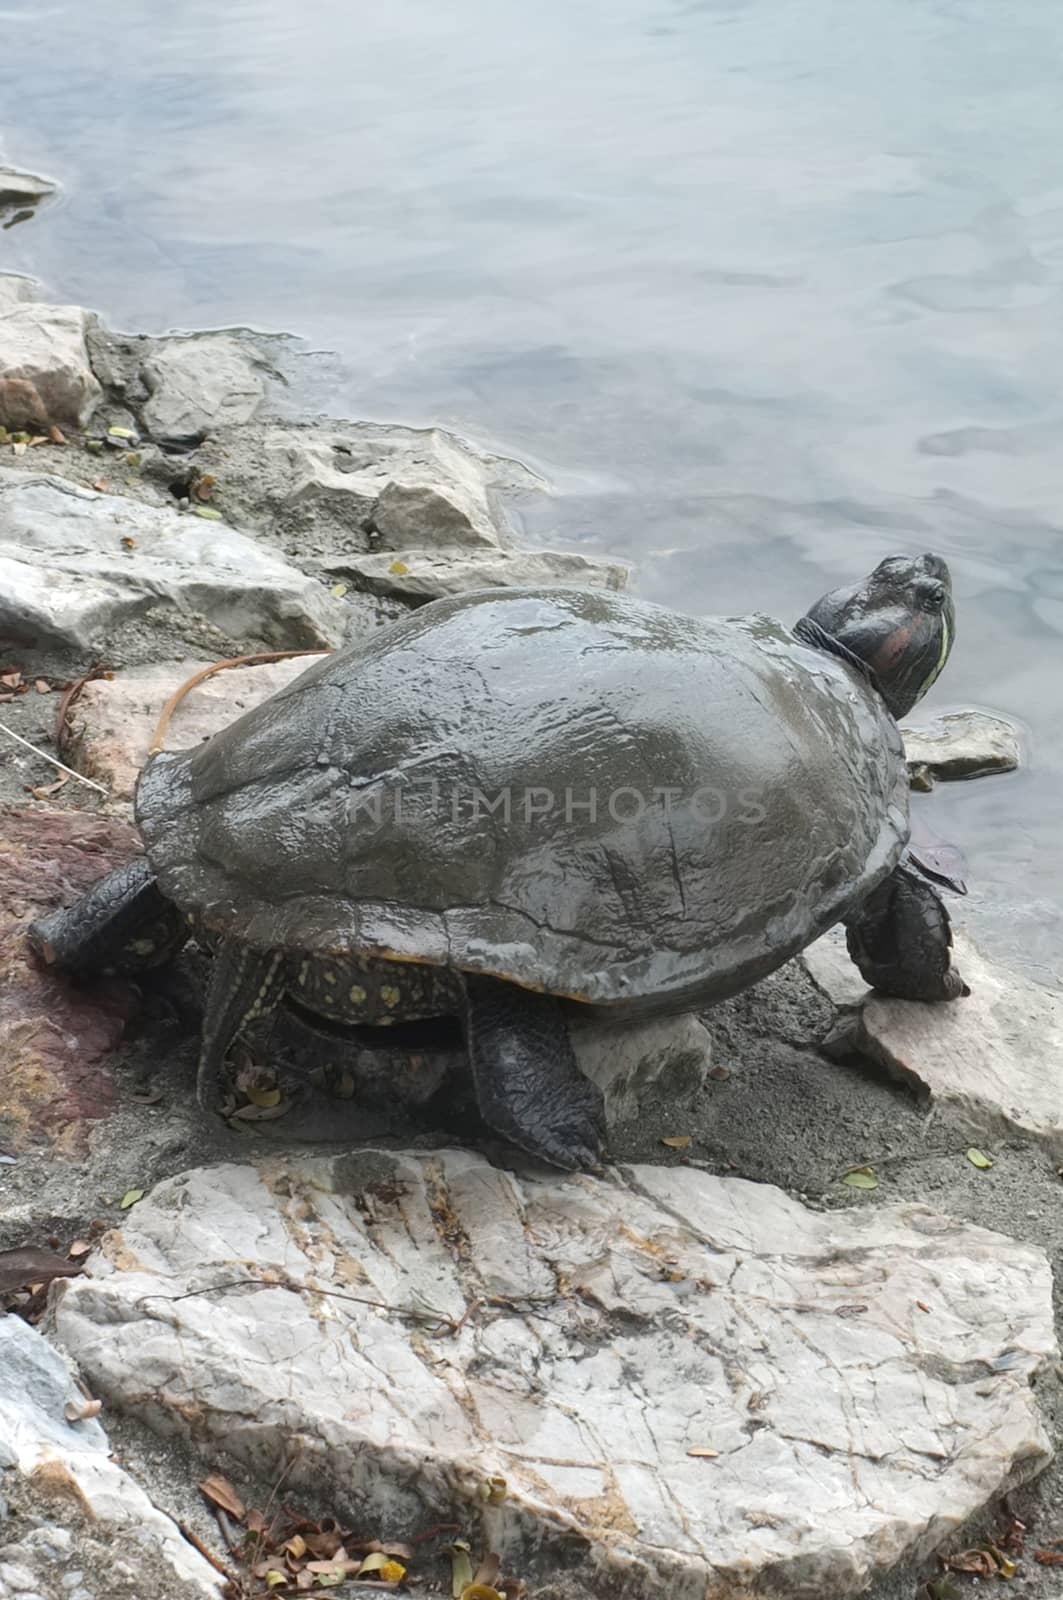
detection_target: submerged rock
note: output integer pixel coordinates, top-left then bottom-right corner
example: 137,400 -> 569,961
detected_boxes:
0,167 -> 55,216
804,928 -> 1063,1151
52,1151 -> 1054,1600
139,332 -> 269,441
0,300 -> 101,430
0,1315 -> 221,1595
0,470 -> 347,656
902,709 -> 1021,784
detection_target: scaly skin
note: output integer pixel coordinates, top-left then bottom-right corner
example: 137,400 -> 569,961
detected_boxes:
844,861 -> 968,1001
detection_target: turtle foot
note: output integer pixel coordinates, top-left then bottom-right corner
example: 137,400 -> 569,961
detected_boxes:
459,975 -> 606,1172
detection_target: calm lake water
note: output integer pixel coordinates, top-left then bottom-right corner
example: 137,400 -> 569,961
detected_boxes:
3,0 -> 1062,974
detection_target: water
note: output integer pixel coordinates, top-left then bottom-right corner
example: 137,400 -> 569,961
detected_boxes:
3,0 -> 1062,973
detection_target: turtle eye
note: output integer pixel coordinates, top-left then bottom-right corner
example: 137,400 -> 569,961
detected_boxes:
920,582 -> 946,612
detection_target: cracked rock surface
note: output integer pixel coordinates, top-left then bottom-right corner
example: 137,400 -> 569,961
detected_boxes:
52,1150 -> 1055,1600
0,301 -> 100,430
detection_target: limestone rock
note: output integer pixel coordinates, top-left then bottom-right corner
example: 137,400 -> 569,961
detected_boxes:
902,710 -> 1022,784
805,927 -> 1063,1153
54,1151 -> 1055,1600
0,811 -> 139,1158
570,1010 -> 710,1124
139,333 -> 269,441
0,302 -> 100,429
0,470 -> 346,655
66,653 -> 329,801
0,1316 -> 221,1595
275,423 -> 528,550
327,543 -> 628,600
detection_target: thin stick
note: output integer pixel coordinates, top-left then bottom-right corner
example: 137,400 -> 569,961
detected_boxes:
0,719 -> 108,794
148,649 -> 329,756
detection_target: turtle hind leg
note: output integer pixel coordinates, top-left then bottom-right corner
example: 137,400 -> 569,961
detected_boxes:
458,974 -> 605,1171
844,861 -> 969,1001
27,857 -> 189,976
197,938 -> 287,1109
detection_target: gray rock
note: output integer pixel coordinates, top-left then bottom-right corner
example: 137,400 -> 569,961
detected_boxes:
326,543 -> 628,600
277,423 -> 533,550
570,1011 -> 711,1124
0,168 -> 55,212
902,709 -> 1022,783
805,927 -> 1063,1153
139,333 -> 269,440
0,470 -> 346,655
54,1151 -> 1055,1600
0,1320 -> 219,1595
0,301 -> 101,429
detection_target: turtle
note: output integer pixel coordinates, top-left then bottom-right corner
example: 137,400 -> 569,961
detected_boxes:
28,552 -> 965,1170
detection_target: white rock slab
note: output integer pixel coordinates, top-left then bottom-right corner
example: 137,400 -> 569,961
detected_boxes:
0,1316 -> 221,1595
329,544 -> 628,600
277,423 -> 531,550
0,470 -> 346,653
902,709 -> 1022,783
54,1152 -> 1055,1600
0,300 -> 101,429
139,333 -> 269,440
804,928 -> 1063,1150
67,653 -> 330,800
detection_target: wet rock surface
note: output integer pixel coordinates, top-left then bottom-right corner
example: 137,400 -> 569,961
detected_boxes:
324,542 -> 628,600
0,167 -> 56,226
902,708 -> 1022,785
138,333 -> 269,442
52,1151 -> 1055,1600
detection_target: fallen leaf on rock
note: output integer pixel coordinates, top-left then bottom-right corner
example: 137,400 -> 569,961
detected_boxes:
107,426 -> 136,440
129,1087 -> 164,1104
943,1548 -> 998,1576
450,1545 -> 475,1596
34,679 -> 51,694
330,582 -> 349,598
359,1553 -> 407,1580
92,480 -> 110,492
708,1064 -> 731,1081
0,1245 -> 83,1296
462,1588 -> 504,1600
27,775 -> 69,800
660,1135 -> 692,1149
966,1148 -> 994,1170
473,1554 -> 501,1587
245,1085 -> 282,1109
119,1188 -> 144,1209
686,1446 -> 719,1458
916,1300 -> 930,1312
229,1099 -> 290,1122
0,671 -> 22,689
199,1473 -> 247,1520
1035,1550 -> 1063,1566
841,1165 -> 879,1189
265,1572 -> 287,1589
192,505 -> 223,521
48,425 -> 66,445
389,560 -> 409,575
68,1241 -> 91,1259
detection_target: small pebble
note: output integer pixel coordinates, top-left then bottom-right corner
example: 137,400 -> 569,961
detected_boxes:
60,1572 -> 85,1589
0,1564 -> 38,1592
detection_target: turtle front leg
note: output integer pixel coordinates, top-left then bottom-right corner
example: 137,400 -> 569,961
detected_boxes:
458,975 -> 605,1171
28,858 -> 189,976
197,938 -> 287,1109
844,861 -> 969,1001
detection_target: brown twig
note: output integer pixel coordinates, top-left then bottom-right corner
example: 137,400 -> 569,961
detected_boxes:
54,665 -> 111,760
135,1276 -> 468,1332
148,650 -> 330,756
176,1519 -> 236,1581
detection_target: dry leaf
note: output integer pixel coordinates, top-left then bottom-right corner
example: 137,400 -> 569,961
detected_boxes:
120,535 -> 136,550
0,1245 -> 83,1296
389,560 -> 409,575
245,1085 -> 282,1109
841,1166 -> 879,1189
687,1446 -> 719,1458
966,1148 -> 994,1170
34,679 -> 51,694
450,1545 -> 475,1597
92,479 -> 110,492
68,1241 -> 92,1259
285,1534 -> 308,1559
1035,1550 -> 1063,1566
119,1189 -> 144,1209
660,1135 -> 692,1149
199,1473 -> 246,1521
48,425 -> 66,445
708,1064 -> 731,1081
64,1397 -> 102,1422
916,1300 -> 930,1312
0,671 -> 21,688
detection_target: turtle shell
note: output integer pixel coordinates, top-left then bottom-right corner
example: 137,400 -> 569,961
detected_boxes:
135,587 -> 909,1014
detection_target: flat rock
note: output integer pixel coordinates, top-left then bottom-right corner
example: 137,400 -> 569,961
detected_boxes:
327,543 -> 628,600
0,167 -> 55,214
0,811 -> 140,1158
66,653 -> 329,801
902,709 -> 1022,784
139,333 -> 269,441
0,1316 -> 220,1595
0,470 -> 347,655
54,1151 -> 1055,1600
0,301 -> 100,430
804,928 -> 1063,1151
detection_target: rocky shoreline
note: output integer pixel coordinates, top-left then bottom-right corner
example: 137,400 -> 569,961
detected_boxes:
1,263 -> 1061,1600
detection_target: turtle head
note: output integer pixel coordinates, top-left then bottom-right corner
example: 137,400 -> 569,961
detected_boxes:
797,553 -> 954,719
